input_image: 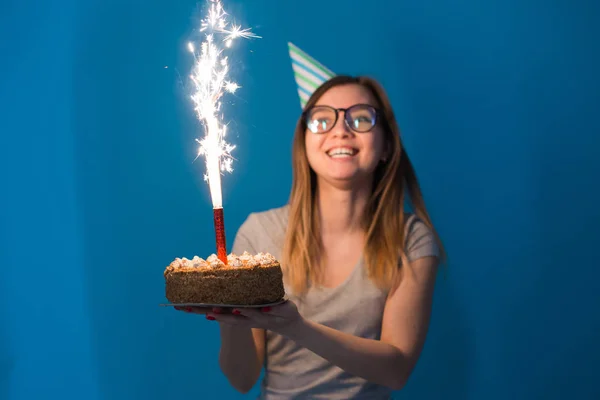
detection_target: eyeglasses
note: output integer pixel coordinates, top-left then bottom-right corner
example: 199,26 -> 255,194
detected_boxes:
303,104 -> 379,134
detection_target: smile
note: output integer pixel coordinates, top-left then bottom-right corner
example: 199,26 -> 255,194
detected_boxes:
326,147 -> 358,158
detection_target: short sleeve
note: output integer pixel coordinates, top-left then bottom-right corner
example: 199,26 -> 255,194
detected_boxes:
405,215 -> 440,262
231,213 -> 258,255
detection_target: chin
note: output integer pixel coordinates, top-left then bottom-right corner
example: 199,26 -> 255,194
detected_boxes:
318,173 -> 372,190
321,169 -> 358,181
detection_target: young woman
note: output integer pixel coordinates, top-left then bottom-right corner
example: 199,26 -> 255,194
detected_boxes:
183,75 -> 445,399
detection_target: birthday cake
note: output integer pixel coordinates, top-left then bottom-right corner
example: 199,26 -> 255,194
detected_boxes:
164,252 -> 285,305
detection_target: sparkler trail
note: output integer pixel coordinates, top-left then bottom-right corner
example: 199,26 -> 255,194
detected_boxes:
189,0 -> 260,209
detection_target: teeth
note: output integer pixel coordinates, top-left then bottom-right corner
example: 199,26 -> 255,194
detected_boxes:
327,148 -> 356,157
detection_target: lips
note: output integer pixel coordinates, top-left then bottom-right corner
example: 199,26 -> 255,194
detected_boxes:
326,146 -> 358,158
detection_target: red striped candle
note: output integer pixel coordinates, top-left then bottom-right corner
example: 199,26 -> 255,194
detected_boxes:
213,207 -> 227,265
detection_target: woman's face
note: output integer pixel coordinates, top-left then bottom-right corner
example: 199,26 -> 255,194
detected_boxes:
304,84 -> 386,189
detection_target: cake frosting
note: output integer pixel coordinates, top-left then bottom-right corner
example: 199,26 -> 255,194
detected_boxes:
167,251 -> 277,271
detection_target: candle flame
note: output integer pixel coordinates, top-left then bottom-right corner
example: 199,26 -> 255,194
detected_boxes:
189,0 -> 260,208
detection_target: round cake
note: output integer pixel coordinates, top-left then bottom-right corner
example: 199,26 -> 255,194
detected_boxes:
164,251 -> 285,305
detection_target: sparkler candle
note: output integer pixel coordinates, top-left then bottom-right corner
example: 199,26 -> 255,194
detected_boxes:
188,0 -> 259,264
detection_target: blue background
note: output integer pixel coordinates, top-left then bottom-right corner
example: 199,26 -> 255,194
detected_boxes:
1,0 -> 598,399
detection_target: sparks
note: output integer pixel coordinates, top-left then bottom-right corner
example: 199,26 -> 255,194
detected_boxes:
189,0 -> 259,209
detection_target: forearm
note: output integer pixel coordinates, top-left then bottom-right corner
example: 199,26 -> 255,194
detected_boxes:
282,320 -> 408,390
218,325 -> 262,393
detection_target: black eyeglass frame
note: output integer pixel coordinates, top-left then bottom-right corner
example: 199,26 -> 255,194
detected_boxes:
302,104 -> 380,134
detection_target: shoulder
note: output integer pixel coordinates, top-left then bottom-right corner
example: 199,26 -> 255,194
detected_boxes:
232,204 -> 289,256
403,213 -> 440,262
239,204 -> 290,235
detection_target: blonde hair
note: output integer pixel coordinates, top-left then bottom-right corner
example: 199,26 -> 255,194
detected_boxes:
282,75 -> 445,295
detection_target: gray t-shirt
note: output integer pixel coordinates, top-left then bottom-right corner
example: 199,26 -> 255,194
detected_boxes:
231,204 -> 440,400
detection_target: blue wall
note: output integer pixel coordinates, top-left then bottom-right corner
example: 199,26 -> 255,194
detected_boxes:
1,0 -> 598,399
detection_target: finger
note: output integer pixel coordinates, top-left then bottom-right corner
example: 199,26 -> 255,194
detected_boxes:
232,308 -> 263,319
232,303 -> 288,318
207,313 -> 253,326
256,301 -> 292,317
188,306 -> 212,314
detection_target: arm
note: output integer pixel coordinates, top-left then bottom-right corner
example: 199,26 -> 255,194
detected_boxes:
281,256 -> 439,390
219,325 -> 265,393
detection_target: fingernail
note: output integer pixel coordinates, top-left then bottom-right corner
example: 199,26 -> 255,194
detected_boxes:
206,315 -> 215,321
185,307 -> 192,312
261,306 -> 271,312
232,309 -> 241,315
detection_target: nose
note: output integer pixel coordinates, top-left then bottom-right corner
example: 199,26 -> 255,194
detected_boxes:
331,111 -> 352,138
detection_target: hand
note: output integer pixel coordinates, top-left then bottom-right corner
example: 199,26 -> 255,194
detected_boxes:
174,306 -> 230,315
205,300 -> 304,335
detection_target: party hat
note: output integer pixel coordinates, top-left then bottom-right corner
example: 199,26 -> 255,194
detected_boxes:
288,42 -> 335,109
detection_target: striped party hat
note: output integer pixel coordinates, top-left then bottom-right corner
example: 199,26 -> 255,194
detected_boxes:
288,42 -> 335,109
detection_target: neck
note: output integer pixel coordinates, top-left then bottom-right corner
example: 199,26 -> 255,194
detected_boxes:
316,179 -> 371,236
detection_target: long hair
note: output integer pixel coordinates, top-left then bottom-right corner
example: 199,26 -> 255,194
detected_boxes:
282,75 -> 445,295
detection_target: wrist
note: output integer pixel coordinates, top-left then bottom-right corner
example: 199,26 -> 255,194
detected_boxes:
278,316 -> 310,341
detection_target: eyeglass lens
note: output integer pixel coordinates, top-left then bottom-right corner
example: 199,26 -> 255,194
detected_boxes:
306,105 -> 377,134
